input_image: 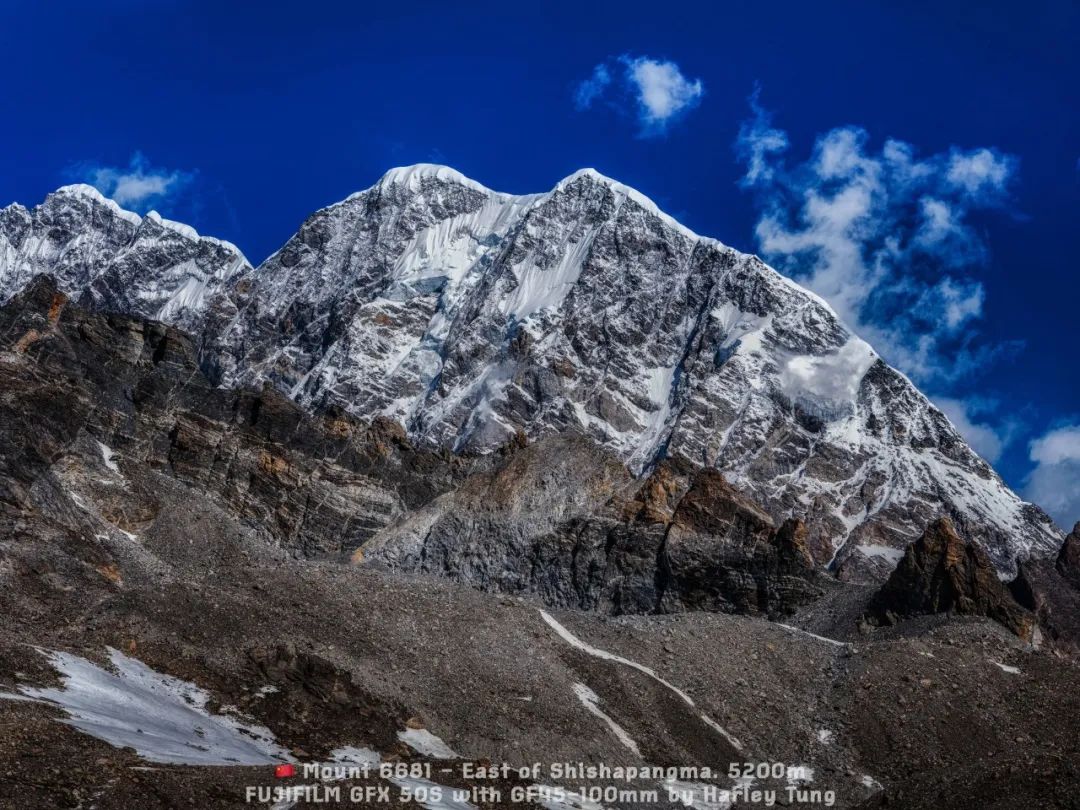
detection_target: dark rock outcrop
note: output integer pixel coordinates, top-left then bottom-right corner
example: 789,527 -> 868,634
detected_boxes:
1007,523 -> 1080,655
865,518 -> 1034,640
1056,522 -> 1080,589
657,471 -> 822,615
358,454 -> 825,618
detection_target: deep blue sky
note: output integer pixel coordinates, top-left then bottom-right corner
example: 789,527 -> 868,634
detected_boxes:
2,0 -> 1077,522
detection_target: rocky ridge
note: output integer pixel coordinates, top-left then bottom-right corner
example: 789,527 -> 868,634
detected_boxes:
359,447 -> 825,617
0,276 -> 822,618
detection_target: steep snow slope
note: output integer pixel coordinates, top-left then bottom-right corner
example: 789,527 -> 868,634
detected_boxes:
0,166 -> 1062,574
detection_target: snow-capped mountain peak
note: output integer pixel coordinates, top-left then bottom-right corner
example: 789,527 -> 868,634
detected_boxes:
51,183 -> 143,223
0,166 -> 1062,575
371,163 -> 505,197
0,183 -> 251,332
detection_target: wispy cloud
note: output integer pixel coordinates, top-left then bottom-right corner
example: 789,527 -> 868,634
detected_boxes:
574,55 -> 704,137
1023,424 -> 1080,530
74,152 -> 193,212
945,148 -> 1015,199
735,92 -> 1018,386
574,64 -> 611,111
736,85 -> 788,186
934,396 -> 1015,464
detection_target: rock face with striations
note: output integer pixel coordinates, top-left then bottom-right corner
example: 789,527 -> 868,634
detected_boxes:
0,276 -> 820,617
0,166 -> 1063,577
358,447 -> 824,617
0,276 -> 468,562
865,517 -> 1034,640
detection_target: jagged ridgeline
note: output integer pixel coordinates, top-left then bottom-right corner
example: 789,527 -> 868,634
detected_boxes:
0,165 -> 1062,578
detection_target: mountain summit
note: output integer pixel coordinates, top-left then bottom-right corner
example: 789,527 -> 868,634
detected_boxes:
0,165 -> 1062,574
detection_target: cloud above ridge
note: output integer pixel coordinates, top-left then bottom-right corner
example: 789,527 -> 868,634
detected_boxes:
73,152 -> 193,213
1024,424 -> 1080,530
735,92 -> 1018,386
575,56 -> 704,137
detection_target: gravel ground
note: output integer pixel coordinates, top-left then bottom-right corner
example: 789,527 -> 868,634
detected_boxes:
2,499 -> 1079,810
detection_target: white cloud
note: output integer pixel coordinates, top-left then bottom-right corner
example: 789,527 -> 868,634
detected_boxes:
574,64 -> 611,110
1024,424 -> 1080,530
81,152 -> 192,212
1030,426 -> 1080,466
916,198 -> 960,246
573,55 -> 704,137
781,337 -> 878,416
735,96 -> 1018,386
623,56 -> 703,132
934,278 -> 984,330
946,148 -> 1014,200
934,397 -> 1008,463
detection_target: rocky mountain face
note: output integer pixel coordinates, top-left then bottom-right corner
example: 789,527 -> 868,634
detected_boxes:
1009,523 -> 1080,654
1056,524 -> 1080,590
0,276 -> 822,618
0,277 -> 467,563
864,518 -> 1035,641
360,443 -> 825,617
0,166 -> 1063,578
9,279 -> 1041,640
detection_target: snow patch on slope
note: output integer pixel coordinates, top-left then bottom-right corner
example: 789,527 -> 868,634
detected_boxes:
502,224 -> 599,320
539,610 -> 743,751
398,727 -> 459,759
571,682 -> 641,757
18,648 -> 292,765
97,441 -> 120,473
858,544 -> 906,564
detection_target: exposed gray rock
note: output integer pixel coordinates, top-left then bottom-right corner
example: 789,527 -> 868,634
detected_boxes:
0,277 -> 821,619
1008,523 -> 1080,654
360,446 -> 825,618
1057,522 -> 1080,589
